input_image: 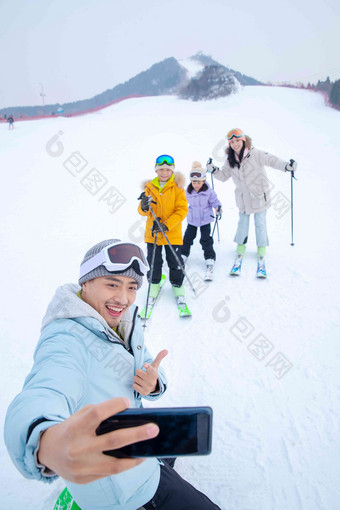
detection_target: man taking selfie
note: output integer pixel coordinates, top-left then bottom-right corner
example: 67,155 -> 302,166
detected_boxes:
5,239 -> 220,510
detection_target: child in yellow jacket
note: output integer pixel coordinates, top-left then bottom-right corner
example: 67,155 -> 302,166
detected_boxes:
138,154 -> 188,309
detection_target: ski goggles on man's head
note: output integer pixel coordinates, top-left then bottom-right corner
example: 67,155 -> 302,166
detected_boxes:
227,129 -> 246,140
155,154 -> 175,167
79,242 -> 149,280
190,170 -> 206,180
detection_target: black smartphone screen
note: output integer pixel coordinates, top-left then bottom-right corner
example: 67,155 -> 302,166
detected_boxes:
96,406 -> 212,458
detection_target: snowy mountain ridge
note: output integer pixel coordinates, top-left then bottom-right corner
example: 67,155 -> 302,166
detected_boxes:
0,53 -> 261,117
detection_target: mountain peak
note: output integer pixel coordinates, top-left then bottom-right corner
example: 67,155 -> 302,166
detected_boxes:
189,52 -> 223,68
0,53 -> 262,117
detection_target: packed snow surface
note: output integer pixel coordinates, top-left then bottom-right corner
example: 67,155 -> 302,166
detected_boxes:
1,86 -> 340,510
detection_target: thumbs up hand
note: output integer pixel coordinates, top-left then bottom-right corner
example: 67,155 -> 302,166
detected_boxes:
133,350 -> 168,396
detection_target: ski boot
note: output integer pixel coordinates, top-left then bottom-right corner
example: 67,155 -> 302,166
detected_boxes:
230,254 -> 243,276
140,281 -> 162,319
172,285 -> 191,317
256,256 -> 267,278
204,259 -> 214,281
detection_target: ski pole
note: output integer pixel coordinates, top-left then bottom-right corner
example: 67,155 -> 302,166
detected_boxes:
142,231 -> 158,328
289,161 -> 297,246
148,205 -> 197,296
211,216 -> 219,241
210,214 -> 220,242
207,158 -> 220,242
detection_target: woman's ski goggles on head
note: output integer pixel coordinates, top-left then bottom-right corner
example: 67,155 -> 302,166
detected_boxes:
190,170 -> 206,180
79,242 -> 150,280
227,129 -> 245,140
155,155 -> 175,166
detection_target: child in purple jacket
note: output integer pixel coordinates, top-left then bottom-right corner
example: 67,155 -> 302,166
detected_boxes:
182,162 -> 222,280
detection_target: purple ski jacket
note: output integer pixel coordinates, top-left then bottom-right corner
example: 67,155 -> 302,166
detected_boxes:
186,183 -> 221,227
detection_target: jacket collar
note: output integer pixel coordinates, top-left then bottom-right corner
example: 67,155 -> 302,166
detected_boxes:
151,173 -> 175,191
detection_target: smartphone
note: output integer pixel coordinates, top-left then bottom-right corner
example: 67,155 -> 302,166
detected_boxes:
96,406 -> 213,458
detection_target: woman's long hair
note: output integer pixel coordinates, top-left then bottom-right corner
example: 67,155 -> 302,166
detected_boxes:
227,141 -> 246,169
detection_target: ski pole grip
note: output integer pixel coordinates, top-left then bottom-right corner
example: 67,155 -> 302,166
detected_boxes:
289,159 -> 298,180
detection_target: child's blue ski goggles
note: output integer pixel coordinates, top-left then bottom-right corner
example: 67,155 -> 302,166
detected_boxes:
155,155 -> 175,166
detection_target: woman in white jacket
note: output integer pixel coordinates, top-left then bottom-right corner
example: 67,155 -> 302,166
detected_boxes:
207,128 -> 297,277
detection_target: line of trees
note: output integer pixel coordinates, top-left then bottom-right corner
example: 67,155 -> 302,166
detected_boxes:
276,77 -> 340,110
307,77 -> 340,108
329,80 -> 340,107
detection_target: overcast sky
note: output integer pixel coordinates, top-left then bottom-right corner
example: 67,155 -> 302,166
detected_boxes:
1,0 -> 339,108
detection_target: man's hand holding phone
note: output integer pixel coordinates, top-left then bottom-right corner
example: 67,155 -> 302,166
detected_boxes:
97,406 -> 213,458
133,349 -> 168,396
37,398 -> 159,484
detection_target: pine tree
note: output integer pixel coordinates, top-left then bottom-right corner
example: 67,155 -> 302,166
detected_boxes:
330,80 -> 340,107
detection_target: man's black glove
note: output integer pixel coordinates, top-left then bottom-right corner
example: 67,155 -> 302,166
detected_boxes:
216,206 -> 223,220
140,192 -> 153,212
152,219 -> 168,234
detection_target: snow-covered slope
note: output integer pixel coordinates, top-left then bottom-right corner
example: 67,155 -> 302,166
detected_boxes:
1,86 -> 340,510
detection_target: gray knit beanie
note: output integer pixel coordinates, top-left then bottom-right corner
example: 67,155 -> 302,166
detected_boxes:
78,239 -> 144,288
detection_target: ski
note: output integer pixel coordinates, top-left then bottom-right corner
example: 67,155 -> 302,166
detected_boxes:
176,297 -> 192,318
54,487 -> 80,510
140,274 -> 166,320
256,258 -> 267,279
230,255 -> 243,276
204,260 -> 214,281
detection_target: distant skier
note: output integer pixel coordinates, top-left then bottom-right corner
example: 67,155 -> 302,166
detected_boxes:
138,154 -> 190,316
7,114 -> 14,130
182,161 -> 222,281
207,128 -> 297,277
